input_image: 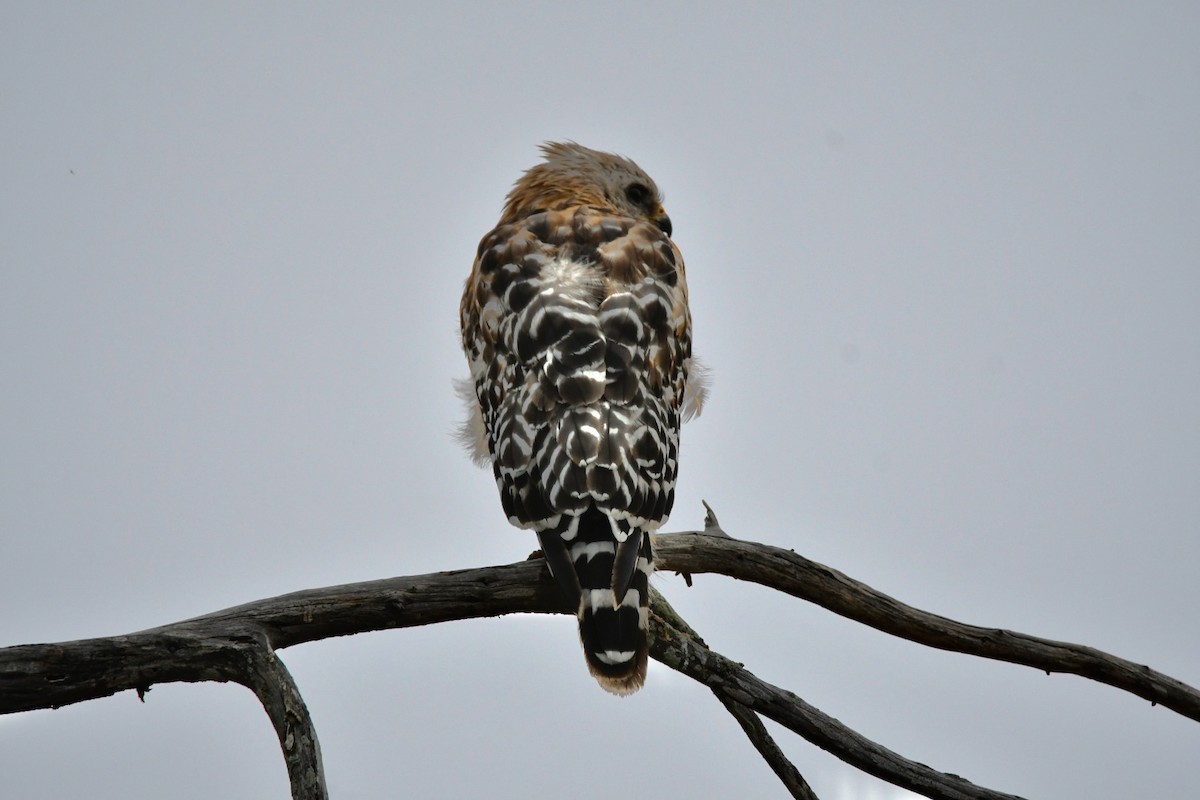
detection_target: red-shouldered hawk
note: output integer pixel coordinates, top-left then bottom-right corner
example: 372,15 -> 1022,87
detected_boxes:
459,142 -> 705,694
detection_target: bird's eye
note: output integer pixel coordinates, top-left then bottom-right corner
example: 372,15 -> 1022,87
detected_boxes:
624,183 -> 651,206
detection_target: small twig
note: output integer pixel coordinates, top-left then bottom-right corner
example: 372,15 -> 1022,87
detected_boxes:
701,499 -> 732,537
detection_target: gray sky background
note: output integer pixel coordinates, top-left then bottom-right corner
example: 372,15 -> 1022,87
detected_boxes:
3,4 -> 1197,799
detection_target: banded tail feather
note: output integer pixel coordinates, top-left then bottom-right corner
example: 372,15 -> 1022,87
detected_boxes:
537,506 -> 652,695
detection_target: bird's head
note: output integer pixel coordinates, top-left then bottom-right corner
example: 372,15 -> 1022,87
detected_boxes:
502,141 -> 672,237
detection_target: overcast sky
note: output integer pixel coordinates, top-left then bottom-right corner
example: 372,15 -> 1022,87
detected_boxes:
3,3 -> 1197,799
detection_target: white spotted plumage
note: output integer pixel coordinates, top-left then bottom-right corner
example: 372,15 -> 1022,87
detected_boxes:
459,142 -> 706,694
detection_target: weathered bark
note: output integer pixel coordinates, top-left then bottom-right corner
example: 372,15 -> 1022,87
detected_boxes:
3,524 -> 1196,800
654,532 -> 1200,723
651,591 -> 1025,800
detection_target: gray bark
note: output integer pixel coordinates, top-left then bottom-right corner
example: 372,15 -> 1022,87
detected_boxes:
3,523 -> 1196,799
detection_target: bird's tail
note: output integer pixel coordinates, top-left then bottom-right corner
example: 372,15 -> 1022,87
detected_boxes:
538,506 -> 652,695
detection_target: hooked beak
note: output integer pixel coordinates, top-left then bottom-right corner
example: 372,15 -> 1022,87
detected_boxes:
653,207 -> 672,237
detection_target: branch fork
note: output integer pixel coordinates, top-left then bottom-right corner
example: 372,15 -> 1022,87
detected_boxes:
3,506 -> 1196,799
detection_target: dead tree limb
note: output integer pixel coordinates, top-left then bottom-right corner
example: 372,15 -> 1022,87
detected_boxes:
655,588 -> 819,800
239,641 -> 328,800
653,531 -> 1200,723
651,590 -> 1025,800
0,561 -> 562,715
2,529 -> 1196,799
715,692 -> 820,800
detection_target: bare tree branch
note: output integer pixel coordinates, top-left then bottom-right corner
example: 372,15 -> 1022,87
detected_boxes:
655,529 -> 1200,723
238,640 -> 329,800
650,591 -> 1025,800
716,692 -> 820,800
0,560 -> 560,715
2,530 -> 1195,800
645,584 -> 819,799
1,564 -> 563,800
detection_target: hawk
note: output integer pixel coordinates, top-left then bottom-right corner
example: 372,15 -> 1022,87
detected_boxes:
458,142 -> 705,694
